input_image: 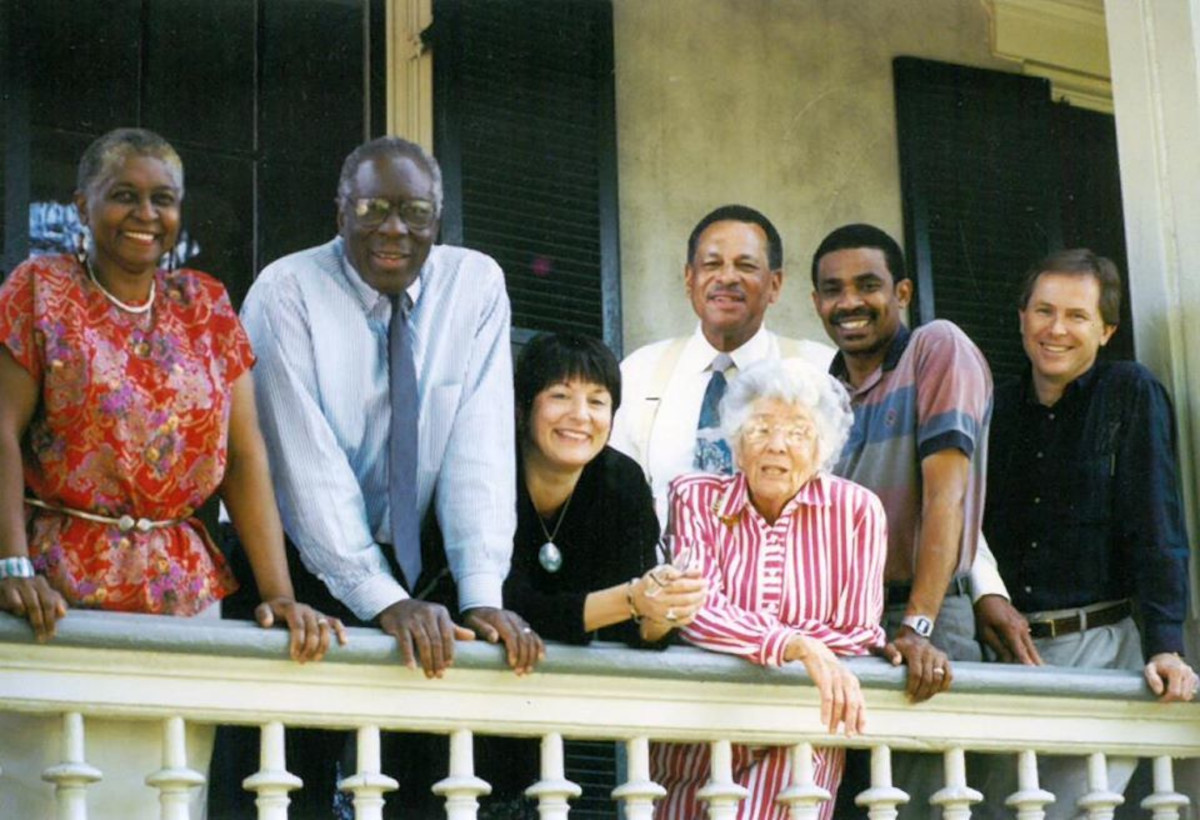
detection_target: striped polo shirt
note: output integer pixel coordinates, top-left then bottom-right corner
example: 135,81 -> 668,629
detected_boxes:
831,320 -> 992,584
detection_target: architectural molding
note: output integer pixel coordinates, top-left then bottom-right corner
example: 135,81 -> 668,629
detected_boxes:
386,0 -> 433,147
988,0 -> 1113,111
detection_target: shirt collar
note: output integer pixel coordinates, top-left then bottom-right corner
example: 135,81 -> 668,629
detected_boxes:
680,322 -> 773,374
335,236 -> 424,316
829,323 -> 911,388
1018,360 -> 1102,407
714,471 -> 831,523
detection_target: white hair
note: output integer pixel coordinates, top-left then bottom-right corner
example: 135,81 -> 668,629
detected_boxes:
718,358 -> 854,473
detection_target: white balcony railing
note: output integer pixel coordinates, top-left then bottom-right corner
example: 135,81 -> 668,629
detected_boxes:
1,611 -> 1199,818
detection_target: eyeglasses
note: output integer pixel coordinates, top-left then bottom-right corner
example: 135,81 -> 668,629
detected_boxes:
742,419 -> 817,447
347,197 -> 437,230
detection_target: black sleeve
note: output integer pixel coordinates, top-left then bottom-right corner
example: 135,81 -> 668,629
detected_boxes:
601,452 -> 672,650
1116,367 -> 1190,657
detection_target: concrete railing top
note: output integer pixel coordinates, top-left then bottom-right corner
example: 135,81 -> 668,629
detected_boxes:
0,610 -> 1169,702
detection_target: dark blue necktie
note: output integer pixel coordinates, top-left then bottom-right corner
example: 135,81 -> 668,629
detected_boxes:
389,295 -> 422,590
694,353 -> 734,474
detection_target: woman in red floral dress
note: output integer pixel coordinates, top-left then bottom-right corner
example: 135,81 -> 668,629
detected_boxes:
0,127 -> 345,818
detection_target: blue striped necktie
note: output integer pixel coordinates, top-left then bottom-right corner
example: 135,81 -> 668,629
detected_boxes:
694,353 -> 734,474
389,295 -> 422,590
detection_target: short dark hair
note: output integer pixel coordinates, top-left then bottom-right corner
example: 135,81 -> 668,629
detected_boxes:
77,128 -> 184,195
686,205 -> 783,270
810,223 -> 907,287
337,135 -> 444,214
1018,248 -> 1122,327
514,333 -> 622,441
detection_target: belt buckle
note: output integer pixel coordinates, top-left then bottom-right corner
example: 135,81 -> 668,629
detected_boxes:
1044,618 -> 1058,639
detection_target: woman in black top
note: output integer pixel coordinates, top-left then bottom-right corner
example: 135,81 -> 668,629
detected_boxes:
482,332 -> 706,817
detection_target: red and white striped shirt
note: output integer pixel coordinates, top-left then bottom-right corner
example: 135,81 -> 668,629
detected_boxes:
653,471 -> 887,820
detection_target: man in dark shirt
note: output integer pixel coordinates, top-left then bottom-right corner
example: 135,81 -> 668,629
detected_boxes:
984,248 -> 1196,816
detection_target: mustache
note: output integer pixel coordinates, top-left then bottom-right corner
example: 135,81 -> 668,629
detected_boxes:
706,286 -> 745,300
831,307 -> 875,324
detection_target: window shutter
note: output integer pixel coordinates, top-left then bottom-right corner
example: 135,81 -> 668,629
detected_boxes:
894,57 -> 1062,382
432,0 -> 621,352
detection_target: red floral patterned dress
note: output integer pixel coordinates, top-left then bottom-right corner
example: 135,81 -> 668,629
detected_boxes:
0,254 -> 251,615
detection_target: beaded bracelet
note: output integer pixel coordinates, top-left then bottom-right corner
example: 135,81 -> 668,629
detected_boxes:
626,577 -> 643,623
0,556 -> 35,580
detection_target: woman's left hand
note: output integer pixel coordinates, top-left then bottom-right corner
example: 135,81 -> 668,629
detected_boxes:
255,597 -> 348,663
784,634 -> 866,737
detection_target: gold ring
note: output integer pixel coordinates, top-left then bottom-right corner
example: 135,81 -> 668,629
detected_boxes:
666,609 -> 678,622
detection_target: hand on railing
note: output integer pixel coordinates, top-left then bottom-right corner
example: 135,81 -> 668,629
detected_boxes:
879,627 -> 953,703
783,633 -> 866,736
462,606 -> 545,677
380,598 -> 474,679
973,594 -> 1043,665
1144,651 -> 1199,703
255,597 -> 347,663
0,575 -> 67,642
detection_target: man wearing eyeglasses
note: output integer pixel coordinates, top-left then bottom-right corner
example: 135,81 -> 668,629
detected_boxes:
227,136 -> 541,817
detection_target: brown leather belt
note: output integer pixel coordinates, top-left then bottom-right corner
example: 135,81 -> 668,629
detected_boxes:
1027,600 -> 1132,639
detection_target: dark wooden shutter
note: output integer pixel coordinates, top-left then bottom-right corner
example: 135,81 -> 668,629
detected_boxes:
2,0 -> 385,309
894,57 -> 1132,382
894,57 -> 1062,381
431,0 -> 621,353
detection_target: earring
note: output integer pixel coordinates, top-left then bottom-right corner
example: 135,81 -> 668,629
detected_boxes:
75,227 -> 92,266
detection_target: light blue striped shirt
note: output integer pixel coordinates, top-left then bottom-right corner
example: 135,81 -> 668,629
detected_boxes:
241,237 -> 516,620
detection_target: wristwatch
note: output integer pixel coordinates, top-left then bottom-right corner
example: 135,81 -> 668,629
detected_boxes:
901,613 -> 935,638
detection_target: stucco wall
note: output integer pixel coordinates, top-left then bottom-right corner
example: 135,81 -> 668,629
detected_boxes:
612,0 -> 1022,353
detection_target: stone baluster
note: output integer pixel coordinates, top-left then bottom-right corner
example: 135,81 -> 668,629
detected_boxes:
524,732 -> 581,819
930,746 -> 982,819
433,729 -> 490,820
611,736 -> 666,819
1140,756 -> 1189,820
338,725 -> 399,820
696,739 -> 749,819
42,712 -> 102,820
854,745 -> 909,819
241,721 -> 302,820
775,742 -> 831,819
1005,749 -> 1055,820
144,716 -> 205,820
1077,752 -> 1123,819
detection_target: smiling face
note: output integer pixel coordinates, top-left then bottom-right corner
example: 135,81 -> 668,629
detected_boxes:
526,378 -> 614,474
685,220 -> 782,352
338,153 -> 438,295
1019,271 -> 1115,405
74,154 -> 182,279
812,246 -> 911,381
736,397 -> 820,523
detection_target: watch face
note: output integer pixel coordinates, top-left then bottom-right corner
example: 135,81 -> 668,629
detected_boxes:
905,614 -> 934,637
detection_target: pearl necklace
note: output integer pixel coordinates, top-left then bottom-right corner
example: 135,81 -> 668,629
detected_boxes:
85,259 -> 155,314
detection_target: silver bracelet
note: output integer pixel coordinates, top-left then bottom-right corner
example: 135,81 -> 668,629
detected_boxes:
0,556 -> 35,580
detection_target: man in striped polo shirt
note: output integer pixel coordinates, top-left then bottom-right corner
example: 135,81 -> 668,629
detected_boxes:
811,223 -> 1027,817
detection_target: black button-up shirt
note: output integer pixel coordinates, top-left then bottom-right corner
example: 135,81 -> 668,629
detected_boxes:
984,361 -> 1189,657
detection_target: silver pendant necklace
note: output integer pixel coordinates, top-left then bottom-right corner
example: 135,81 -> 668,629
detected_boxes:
85,258 -> 155,315
535,487 -> 575,573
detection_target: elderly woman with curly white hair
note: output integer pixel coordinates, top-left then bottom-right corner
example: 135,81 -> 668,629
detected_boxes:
652,358 -> 887,820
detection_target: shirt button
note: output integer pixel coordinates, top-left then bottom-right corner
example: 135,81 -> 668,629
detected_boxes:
1048,413 -> 1055,421
1036,451 -> 1044,459
1031,541 -> 1038,549
1024,585 -> 1033,594
1033,497 -> 1041,504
